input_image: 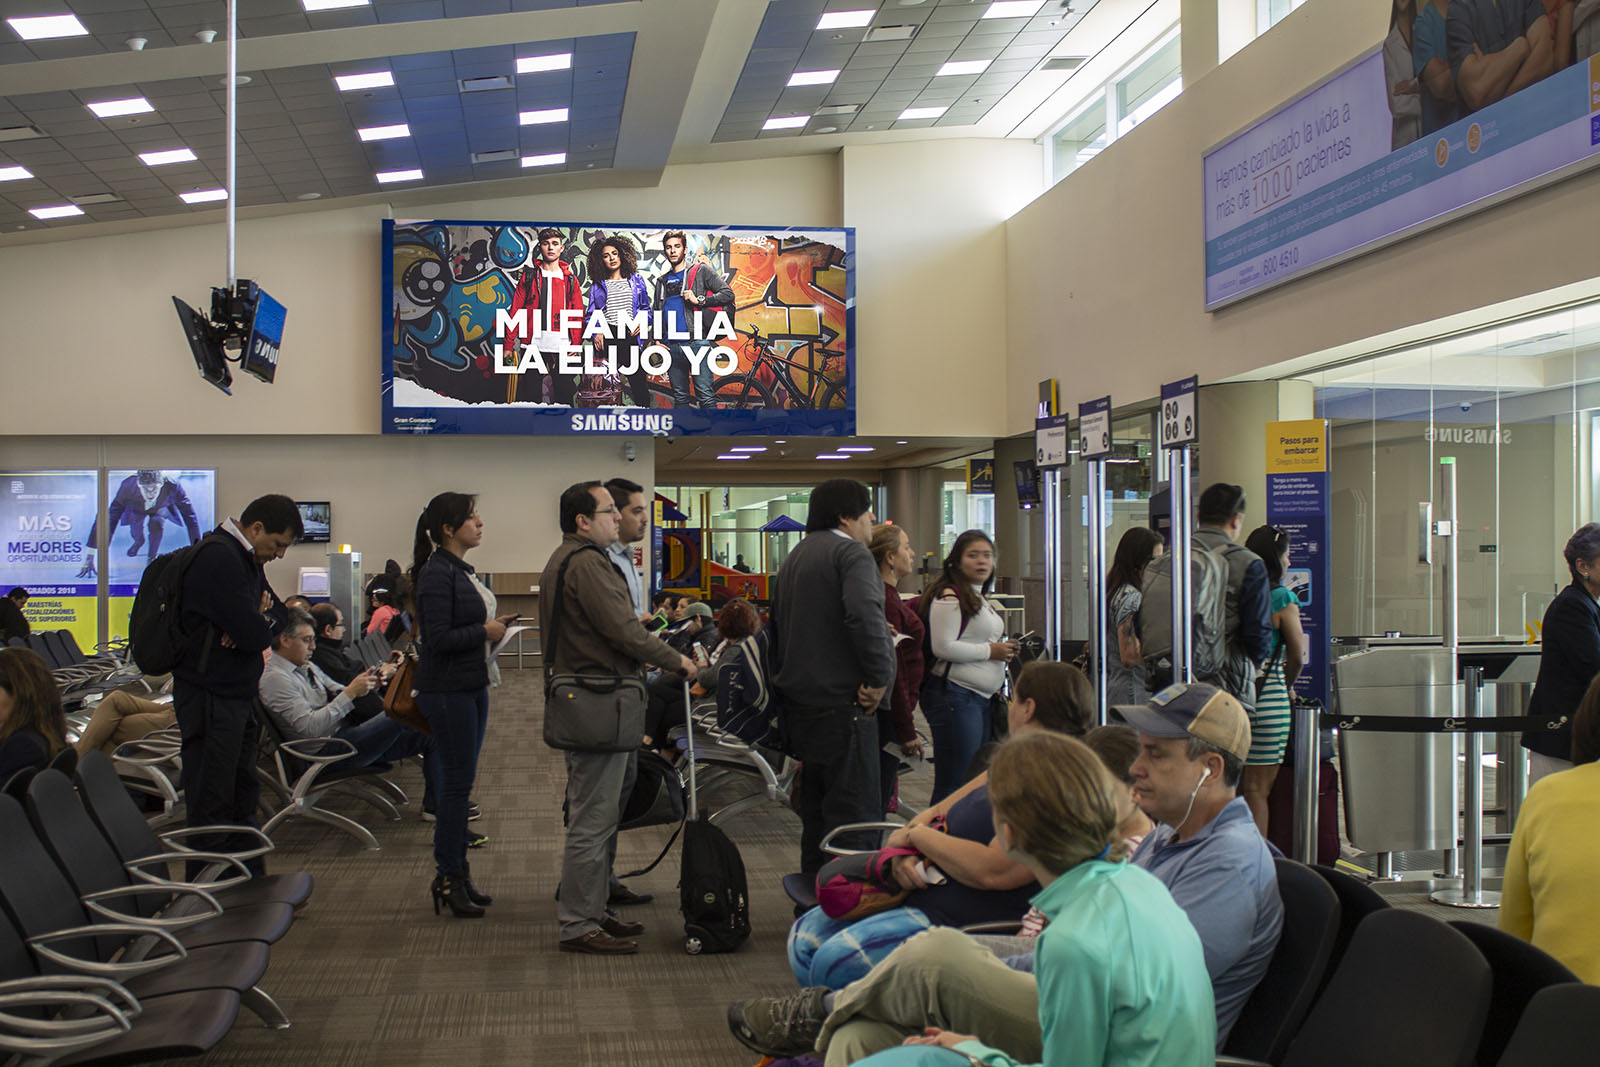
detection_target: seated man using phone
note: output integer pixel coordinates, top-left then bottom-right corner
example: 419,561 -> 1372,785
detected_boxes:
260,609 -> 438,813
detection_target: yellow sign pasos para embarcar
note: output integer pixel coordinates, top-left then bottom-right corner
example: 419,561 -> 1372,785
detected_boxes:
1266,419 -> 1328,474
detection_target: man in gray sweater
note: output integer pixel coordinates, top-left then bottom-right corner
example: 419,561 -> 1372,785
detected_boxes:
771,478 -> 895,877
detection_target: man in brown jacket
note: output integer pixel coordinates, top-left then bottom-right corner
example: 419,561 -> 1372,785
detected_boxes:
541,481 -> 694,955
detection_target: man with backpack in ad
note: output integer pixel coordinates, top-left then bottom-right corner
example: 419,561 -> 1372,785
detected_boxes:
133,493 -> 300,876
652,230 -> 735,409
1138,483 -> 1272,710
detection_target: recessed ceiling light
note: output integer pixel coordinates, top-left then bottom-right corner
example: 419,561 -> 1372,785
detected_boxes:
716,454 -> 752,461
297,192 -> 322,200
521,152 -> 566,168
303,0 -> 369,11
816,126 -> 838,133
375,168 -> 423,183
87,97 -> 154,118
519,108 -> 568,125
7,14 -> 88,40
179,188 -> 227,204
817,10 -> 874,30
29,204 -> 83,219
0,165 -> 32,181
774,440 -> 787,444
730,447 -> 768,452
836,446 -> 875,452
335,71 -> 393,92
982,1 -> 1045,17
763,115 -> 809,131
895,440 -> 909,445
937,60 -> 991,76
898,106 -> 946,121
816,453 -> 850,460
139,147 -> 197,166
358,123 -> 409,141
788,69 -> 840,87
517,53 -> 571,74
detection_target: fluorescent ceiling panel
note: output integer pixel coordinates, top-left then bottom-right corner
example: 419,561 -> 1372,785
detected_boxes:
303,0 -> 369,11
87,97 -> 154,118
788,69 -> 840,87
335,71 -> 394,91
517,53 -> 572,74
937,60 -> 991,76
983,1 -> 1046,17
375,168 -> 423,183
519,108 -> 569,125
0,165 -> 32,181
816,10 -> 874,30
763,115 -> 809,130
29,204 -> 83,218
898,106 -> 946,120
139,147 -> 197,166
358,123 -> 410,141
521,152 -> 565,167
179,188 -> 227,203
7,15 -> 88,40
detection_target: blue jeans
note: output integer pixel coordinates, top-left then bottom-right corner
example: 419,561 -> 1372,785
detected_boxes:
920,680 -> 991,804
667,343 -> 714,407
417,688 -> 488,876
788,904 -> 934,989
331,714 -> 437,811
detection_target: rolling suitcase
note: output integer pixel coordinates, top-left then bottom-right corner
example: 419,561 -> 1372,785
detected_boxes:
678,678 -> 751,954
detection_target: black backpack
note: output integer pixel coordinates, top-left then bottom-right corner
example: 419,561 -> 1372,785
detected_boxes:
679,815 -> 750,955
127,532 -> 229,676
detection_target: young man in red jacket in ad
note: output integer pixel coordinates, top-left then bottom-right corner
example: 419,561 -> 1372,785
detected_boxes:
506,227 -> 585,405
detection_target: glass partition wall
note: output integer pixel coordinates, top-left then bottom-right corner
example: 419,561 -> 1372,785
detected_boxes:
1299,301 -> 1600,639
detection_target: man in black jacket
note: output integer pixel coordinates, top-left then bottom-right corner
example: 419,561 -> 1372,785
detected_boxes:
172,493 -> 300,874
1524,523 -> 1600,782
308,602 -> 386,725
770,478 -> 894,877
0,587 -> 28,642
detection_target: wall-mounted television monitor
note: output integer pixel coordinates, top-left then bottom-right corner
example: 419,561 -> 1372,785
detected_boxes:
1014,460 -> 1041,509
296,501 -> 331,543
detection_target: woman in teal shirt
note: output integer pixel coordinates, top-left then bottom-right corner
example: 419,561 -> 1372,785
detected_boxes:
854,731 -> 1215,1067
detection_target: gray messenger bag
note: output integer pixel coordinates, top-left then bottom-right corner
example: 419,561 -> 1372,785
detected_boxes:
542,545 -> 647,752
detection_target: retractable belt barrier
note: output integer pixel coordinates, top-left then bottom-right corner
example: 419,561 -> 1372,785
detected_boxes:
1318,713 -> 1568,734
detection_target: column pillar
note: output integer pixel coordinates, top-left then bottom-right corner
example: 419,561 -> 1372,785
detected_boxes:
1196,380 -> 1315,524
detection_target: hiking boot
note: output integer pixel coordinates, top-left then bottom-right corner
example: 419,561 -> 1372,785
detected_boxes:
726,986 -> 829,1058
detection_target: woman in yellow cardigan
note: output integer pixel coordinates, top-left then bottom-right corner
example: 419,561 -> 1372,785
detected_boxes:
1499,674 -> 1600,983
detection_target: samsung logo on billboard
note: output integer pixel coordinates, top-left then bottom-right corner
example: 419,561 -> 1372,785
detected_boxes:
1424,427 -> 1511,445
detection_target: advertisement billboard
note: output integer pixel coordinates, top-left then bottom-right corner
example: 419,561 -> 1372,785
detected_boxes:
383,220 -> 854,436
99,469 -> 216,640
1205,9 -> 1600,309
1,471 -> 99,650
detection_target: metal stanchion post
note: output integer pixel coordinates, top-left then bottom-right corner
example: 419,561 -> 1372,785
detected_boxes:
1432,666 -> 1500,908
1436,457 -> 1461,882
1086,459 -> 1108,725
1291,699 -> 1318,865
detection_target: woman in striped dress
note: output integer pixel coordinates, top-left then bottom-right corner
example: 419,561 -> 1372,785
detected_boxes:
1241,525 -> 1305,833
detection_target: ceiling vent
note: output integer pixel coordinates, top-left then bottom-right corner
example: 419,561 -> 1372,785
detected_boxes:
864,24 -> 917,42
0,125 -> 45,142
459,75 -> 513,93
816,104 -> 860,116
68,192 -> 122,205
470,148 -> 518,164
1042,56 -> 1087,71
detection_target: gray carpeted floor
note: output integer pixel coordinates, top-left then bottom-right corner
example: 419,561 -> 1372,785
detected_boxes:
184,668 -> 876,1067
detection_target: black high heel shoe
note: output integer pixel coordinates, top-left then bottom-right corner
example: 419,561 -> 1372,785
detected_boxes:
461,860 -> 493,907
430,873 -> 485,918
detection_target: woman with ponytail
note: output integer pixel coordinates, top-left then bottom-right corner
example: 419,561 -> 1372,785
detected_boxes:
848,731 -> 1216,1067
411,492 -> 516,918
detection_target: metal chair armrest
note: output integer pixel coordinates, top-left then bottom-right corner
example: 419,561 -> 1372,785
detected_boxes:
28,924 -> 187,978
820,820 -> 910,857
157,824 -> 274,863
124,851 -> 253,892
82,884 -> 223,929
277,736 -> 356,764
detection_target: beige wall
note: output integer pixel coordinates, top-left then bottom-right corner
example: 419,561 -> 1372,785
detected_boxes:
0,434 -> 653,590
843,139 -> 1043,438
1004,0 -> 1600,435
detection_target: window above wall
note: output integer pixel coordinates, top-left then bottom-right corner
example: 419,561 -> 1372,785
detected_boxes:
1258,0 -> 1310,36
1043,26 -> 1180,187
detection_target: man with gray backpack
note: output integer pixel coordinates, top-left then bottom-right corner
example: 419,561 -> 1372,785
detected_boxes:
1138,483 -> 1272,709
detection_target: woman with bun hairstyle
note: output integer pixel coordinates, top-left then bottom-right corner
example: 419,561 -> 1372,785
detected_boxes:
411,492 -> 516,918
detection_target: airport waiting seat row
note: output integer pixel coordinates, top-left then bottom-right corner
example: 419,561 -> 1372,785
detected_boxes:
0,750 -> 313,1065
9,631 -> 151,705
1214,861 -> 1599,1067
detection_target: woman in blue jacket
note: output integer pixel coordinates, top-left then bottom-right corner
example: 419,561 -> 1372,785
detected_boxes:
411,492 -> 516,917
584,234 -> 653,408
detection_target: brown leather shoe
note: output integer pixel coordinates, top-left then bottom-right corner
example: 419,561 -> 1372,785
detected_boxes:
559,929 -> 638,955
600,912 -> 644,938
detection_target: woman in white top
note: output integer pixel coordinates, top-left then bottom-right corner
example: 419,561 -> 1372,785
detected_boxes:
916,530 -> 1017,803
